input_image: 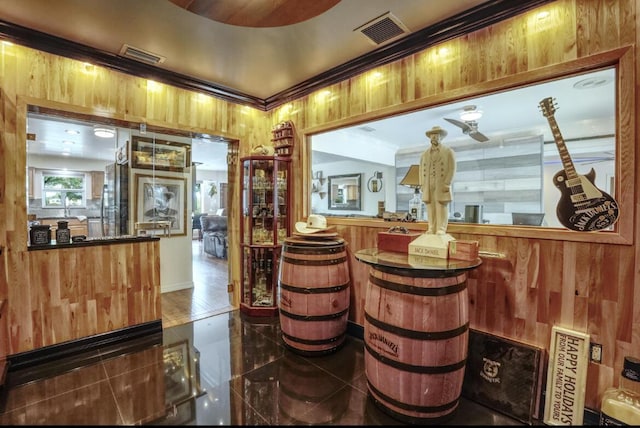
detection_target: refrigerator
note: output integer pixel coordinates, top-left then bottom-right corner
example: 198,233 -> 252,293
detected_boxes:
101,162 -> 130,237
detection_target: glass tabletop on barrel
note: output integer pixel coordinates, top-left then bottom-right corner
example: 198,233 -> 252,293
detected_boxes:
354,247 -> 481,272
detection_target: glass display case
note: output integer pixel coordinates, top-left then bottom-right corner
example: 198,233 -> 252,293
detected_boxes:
240,155 -> 290,316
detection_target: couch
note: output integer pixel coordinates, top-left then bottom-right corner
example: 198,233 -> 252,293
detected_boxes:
200,213 -> 227,259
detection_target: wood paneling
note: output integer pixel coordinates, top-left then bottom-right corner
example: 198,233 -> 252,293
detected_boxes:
0,46 -> 256,356
268,0 -> 639,413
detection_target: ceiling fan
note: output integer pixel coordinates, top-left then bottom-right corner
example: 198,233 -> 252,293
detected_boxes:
444,105 -> 489,142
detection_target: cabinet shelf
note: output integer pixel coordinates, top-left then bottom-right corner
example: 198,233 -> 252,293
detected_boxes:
240,155 -> 291,317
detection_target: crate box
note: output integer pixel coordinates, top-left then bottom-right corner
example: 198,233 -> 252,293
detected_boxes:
448,239 -> 479,261
377,230 -> 421,253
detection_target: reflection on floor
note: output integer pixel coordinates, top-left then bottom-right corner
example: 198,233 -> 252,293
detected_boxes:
0,310 -> 524,425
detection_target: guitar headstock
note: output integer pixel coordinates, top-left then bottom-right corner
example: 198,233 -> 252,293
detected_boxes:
539,97 -> 557,117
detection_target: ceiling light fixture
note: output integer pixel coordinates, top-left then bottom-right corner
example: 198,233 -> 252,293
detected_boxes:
459,105 -> 483,122
93,126 -> 115,138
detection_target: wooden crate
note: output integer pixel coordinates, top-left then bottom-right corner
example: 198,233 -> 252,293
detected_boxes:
448,239 -> 479,261
377,229 -> 421,253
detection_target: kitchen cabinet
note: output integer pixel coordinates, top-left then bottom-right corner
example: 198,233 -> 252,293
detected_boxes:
91,171 -> 104,200
240,155 -> 290,317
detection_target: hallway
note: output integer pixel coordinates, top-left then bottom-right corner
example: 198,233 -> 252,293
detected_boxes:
161,239 -> 234,328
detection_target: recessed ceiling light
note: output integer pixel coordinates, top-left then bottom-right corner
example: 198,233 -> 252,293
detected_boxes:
62,140 -> 74,145
65,129 -> 80,135
94,126 -> 115,138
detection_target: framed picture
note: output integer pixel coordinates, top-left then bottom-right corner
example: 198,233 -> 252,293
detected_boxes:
131,135 -> 191,172
135,174 -> 187,236
163,340 -> 192,406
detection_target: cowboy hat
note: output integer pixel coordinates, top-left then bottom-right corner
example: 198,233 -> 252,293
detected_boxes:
294,214 -> 328,234
425,125 -> 448,138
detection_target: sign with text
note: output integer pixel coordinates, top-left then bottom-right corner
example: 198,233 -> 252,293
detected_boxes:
543,326 -> 590,425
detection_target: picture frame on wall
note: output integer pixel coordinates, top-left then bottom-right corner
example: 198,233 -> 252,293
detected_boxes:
131,136 -> 191,172
135,174 -> 187,236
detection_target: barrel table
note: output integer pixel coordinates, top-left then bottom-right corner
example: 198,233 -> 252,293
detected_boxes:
278,237 -> 350,356
354,248 -> 482,425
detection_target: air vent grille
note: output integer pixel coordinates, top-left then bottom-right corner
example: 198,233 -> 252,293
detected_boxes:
355,12 -> 409,45
119,44 -> 166,65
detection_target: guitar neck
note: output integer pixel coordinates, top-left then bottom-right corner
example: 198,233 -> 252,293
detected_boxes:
545,115 -> 578,180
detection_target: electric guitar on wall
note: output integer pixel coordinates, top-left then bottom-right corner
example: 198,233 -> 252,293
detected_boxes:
538,97 -> 619,232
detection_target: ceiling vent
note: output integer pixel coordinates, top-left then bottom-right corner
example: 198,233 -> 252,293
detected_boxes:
119,44 -> 166,65
355,12 -> 409,46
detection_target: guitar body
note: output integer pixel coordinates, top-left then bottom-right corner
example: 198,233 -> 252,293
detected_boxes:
553,168 -> 619,231
540,96 -> 620,232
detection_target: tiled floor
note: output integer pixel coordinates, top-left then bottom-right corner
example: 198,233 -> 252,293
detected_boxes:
0,310 -> 524,425
0,240 -> 526,425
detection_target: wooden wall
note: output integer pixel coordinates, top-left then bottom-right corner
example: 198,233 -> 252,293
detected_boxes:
269,0 -> 639,412
0,46 -> 268,357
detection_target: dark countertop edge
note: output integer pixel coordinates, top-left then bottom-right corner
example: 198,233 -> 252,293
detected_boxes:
28,235 -> 160,251
32,217 -> 101,220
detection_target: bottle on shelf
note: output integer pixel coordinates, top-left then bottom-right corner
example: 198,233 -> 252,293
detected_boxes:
408,188 -> 423,221
600,356 -> 640,425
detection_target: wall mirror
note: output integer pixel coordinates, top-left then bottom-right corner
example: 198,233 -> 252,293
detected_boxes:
308,51 -> 632,238
328,174 -> 361,211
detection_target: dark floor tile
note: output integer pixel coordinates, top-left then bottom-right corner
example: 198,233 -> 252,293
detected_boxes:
101,342 -> 164,378
108,361 -> 168,424
0,308 -> 527,426
0,380 -> 124,425
299,335 -> 366,385
2,360 -> 107,413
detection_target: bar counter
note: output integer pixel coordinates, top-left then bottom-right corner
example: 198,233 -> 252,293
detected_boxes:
27,235 -> 159,251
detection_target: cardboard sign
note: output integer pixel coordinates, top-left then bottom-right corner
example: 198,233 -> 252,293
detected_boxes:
543,326 -> 590,425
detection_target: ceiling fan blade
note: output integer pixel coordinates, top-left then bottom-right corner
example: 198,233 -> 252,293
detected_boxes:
443,117 -> 472,132
469,130 -> 489,142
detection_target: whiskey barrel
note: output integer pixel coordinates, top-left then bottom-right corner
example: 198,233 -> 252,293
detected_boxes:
364,266 -> 469,424
278,237 -> 350,356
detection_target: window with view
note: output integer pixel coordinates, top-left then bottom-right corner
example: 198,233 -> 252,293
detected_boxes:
42,173 -> 86,209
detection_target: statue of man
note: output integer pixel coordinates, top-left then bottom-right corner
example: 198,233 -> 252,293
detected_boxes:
419,126 -> 456,235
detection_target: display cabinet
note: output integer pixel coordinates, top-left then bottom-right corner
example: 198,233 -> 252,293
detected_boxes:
240,155 -> 291,316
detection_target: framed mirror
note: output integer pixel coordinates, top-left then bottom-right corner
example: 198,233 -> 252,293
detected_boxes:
328,174 -> 361,211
